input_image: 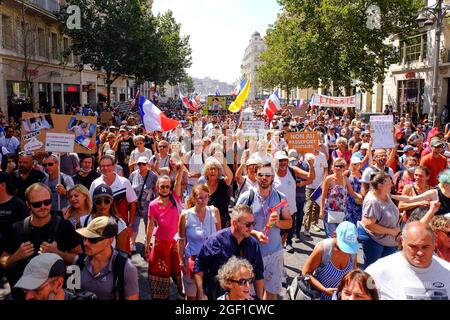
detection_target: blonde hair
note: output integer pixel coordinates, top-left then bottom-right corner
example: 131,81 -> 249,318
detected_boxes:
66,184 -> 92,219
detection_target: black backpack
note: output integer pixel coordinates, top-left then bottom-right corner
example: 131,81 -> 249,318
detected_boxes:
22,214 -> 61,243
245,189 -> 283,207
75,251 -> 127,300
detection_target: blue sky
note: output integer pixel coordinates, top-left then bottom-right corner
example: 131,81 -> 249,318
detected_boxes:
152,0 -> 282,85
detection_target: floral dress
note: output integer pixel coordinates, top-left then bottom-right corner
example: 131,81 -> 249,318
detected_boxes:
324,183 -> 347,238
346,174 -> 362,225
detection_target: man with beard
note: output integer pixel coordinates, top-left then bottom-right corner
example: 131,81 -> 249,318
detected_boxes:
0,183 -> 81,299
73,155 -> 100,190
11,152 -> 46,201
194,204 -> 264,300
237,161 -> 292,300
361,149 -> 395,197
0,126 -> 20,154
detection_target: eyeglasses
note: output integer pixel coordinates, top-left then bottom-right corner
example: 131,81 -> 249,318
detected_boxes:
42,163 -> 54,167
229,278 -> 254,286
94,198 -> 112,205
29,199 -> 52,208
137,163 -> 147,166
257,173 -> 273,178
83,237 -> 107,244
334,165 -> 345,169
159,185 -> 170,189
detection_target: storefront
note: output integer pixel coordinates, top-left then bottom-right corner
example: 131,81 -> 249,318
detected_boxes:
64,84 -> 80,107
38,83 -> 51,112
6,81 -> 33,119
397,73 -> 425,117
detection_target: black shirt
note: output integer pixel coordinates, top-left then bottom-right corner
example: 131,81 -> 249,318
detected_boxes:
117,137 -> 133,164
0,196 -> 29,236
437,187 -> 450,216
4,215 -> 81,287
208,178 -> 231,226
11,169 -> 46,201
73,170 -> 101,190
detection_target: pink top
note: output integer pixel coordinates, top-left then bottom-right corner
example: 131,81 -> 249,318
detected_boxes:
148,193 -> 180,241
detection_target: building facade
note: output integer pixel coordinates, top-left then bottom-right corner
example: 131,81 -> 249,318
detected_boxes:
241,31 -> 266,100
0,0 -> 150,118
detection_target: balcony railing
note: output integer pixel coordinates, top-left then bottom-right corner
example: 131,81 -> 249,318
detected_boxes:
28,0 -> 60,12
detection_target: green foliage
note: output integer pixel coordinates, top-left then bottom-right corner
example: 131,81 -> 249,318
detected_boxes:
258,0 -> 423,92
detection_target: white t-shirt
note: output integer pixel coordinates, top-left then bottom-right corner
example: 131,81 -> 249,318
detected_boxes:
89,174 -> 138,203
128,148 -> 153,171
361,166 -> 395,184
274,169 -> 297,214
366,252 -> 450,300
305,152 -> 328,189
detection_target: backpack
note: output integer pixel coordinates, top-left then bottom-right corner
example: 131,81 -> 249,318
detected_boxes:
245,188 -> 283,207
22,214 -> 61,243
75,251 -> 127,300
287,239 -> 356,300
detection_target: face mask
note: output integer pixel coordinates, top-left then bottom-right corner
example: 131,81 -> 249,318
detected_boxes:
407,166 -> 416,173
80,168 -> 91,174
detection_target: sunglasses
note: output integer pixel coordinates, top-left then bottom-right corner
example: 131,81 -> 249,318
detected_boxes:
257,173 -> 273,177
29,199 -> 52,208
242,221 -> 255,228
137,163 -> 147,166
229,278 -> 254,286
159,145 -> 168,149
94,198 -> 112,205
334,165 -> 345,169
159,185 -> 170,189
84,237 -> 107,244
42,163 -> 54,167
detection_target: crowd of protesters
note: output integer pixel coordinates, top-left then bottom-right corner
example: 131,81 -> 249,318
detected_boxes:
0,98 -> 448,301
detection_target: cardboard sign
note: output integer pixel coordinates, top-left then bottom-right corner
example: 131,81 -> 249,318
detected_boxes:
45,133 -> 75,153
286,131 -> 319,154
242,120 -> 265,138
100,111 -> 113,124
21,113 -> 97,154
370,115 -> 395,149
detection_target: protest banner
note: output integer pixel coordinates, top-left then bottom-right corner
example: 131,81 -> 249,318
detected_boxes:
311,94 -> 357,108
206,96 -> 228,115
242,120 -> 265,138
370,115 -> 395,149
21,112 -> 97,154
285,131 -> 319,154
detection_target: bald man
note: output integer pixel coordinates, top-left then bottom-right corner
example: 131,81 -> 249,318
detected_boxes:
365,221 -> 450,300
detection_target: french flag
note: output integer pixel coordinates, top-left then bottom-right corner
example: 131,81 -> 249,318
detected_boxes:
231,79 -> 247,96
311,185 -> 322,206
179,89 -> 198,112
296,99 -> 305,109
264,89 -> 281,120
138,96 -> 179,132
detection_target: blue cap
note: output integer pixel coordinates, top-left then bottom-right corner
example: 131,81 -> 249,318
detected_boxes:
336,221 -> 359,254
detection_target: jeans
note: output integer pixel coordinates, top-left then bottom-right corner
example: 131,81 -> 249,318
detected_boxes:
323,216 -> 338,239
360,235 -> 397,269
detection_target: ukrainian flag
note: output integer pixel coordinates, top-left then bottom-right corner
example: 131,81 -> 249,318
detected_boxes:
228,76 -> 251,113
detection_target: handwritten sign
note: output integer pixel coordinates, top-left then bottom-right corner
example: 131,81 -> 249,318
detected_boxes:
371,115 -> 394,149
242,120 -> 265,138
286,131 -> 319,154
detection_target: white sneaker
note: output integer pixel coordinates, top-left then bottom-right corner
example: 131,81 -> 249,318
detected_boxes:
311,224 -> 321,232
304,230 -> 311,237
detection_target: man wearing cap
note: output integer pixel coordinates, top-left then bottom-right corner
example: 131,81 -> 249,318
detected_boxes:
0,183 -> 81,298
366,221 -> 450,300
90,155 -> 138,254
361,149 -> 395,197
273,151 -> 315,253
420,137 -> 448,187
14,252 -> 97,300
128,156 -> 157,253
11,152 -> 46,201
325,126 -> 339,159
236,161 -> 292,300
235,150 -> 259,199
399,145 -> 418,171
409,125 -> 426,143
128,135 -> 153,173
75,216 -> 139,300
73,155 -> 101,190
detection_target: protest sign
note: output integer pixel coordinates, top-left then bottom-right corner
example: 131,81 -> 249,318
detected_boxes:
100,111 -> 113,124
370,115 -> 395,149
311,94 -> 357,108
21,112 -> 97,154
285,131 -> 319,154
242,120 -> 265,138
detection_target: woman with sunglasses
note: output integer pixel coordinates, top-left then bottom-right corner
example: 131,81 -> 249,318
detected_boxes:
63,184 -> 92,228
128,135 -> 153,173
79,184 -> 128,254
217,256 -> 255,300
320,158 -> 362,238
177,184 -> 221,300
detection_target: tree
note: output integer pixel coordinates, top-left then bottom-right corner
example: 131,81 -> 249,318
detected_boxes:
58,0 -> 148,108
182,75 -> 196,94
261,0 -> 423,92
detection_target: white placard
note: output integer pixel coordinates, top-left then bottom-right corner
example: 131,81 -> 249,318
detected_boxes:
243,120 -> 265,138
371,115 -> 394,149
45,132 -> 75,153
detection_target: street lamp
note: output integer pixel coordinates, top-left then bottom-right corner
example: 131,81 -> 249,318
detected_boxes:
416,0 -> 450,124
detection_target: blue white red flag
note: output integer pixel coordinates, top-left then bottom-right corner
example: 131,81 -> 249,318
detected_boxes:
138,96 -> 179,132
264,89 -> 281,120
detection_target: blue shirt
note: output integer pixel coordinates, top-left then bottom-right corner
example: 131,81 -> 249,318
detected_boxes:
194,228 -> 264,281
353,151 -> 368,171
236,187 -> 286,256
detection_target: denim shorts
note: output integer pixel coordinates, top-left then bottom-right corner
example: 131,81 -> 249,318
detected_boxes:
262,249 -> 284,295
